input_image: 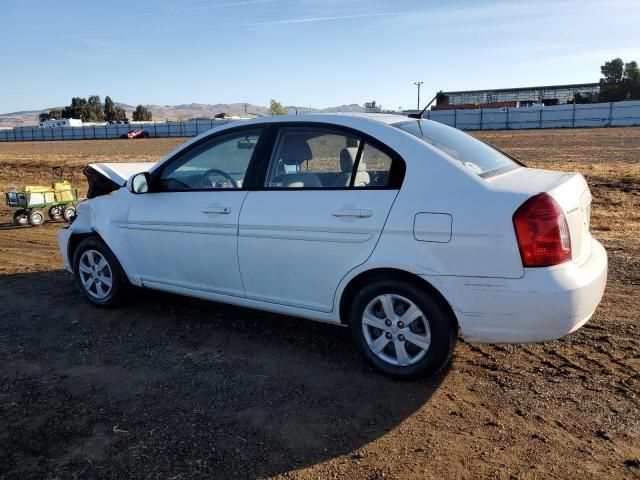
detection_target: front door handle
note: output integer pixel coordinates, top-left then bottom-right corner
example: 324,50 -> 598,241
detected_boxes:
202,205 -> 231,214
332,209 -> 372,218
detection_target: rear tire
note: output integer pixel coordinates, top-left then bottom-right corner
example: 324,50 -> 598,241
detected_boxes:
13,209 -> 29,226
28,209 -> 45,226
73,237 -> 127,307
347,276 -> 457,379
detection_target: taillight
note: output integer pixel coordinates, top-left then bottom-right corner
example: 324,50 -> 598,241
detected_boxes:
513,193 -> 571,267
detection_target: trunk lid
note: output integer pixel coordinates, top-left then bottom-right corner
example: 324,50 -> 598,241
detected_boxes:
487,167 -> 592,265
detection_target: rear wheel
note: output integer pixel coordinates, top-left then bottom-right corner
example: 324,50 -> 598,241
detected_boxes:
73,237 -> 127,307
28,209 -> 45,226
48,205 -> 63,221
13,209 -> 29,226
347,277 -> 457,379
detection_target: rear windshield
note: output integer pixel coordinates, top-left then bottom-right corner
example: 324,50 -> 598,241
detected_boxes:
393,119 -> 519,178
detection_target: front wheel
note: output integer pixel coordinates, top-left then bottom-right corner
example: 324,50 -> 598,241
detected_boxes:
347,277 -> 457,379
73,237 -> 127,307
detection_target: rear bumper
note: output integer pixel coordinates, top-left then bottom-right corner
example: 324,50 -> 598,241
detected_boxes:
58,227 -> 73,273
427,237 -> 607,343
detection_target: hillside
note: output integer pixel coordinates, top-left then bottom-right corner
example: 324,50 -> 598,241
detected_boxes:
0,102 -> 366,128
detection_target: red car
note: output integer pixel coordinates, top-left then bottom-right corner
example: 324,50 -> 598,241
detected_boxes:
120,129 -> 150,139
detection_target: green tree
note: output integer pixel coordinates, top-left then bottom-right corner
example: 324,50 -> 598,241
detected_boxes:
113,106 -> 129,123
86,95 -> 104,122
104,96 -> 115,123
625,61 -> 640,100
601,58 -> 624,84
62,97 -> 88,120
270,99 -> 288,116
132,105 -> 152,121
38,108 -> 63,122
599,57 -> 636,102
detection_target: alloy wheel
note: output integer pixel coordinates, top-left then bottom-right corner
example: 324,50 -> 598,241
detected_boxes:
78,249 -> 113,299
361,294 -> 431,367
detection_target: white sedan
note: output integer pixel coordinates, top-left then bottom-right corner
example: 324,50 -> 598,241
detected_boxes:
58,114 -> 607,378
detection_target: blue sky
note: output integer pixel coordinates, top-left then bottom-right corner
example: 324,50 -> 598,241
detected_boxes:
1,0 -> 639,113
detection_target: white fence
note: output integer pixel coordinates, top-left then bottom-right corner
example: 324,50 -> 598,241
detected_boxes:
1,100 -> 640,142
423,100 -> 640,130
0,118 -> 235,142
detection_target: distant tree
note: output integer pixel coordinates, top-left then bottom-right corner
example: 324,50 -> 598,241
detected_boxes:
104,96 -> 115,123
625,61 -> 640,100
62,97 -> 88,120
113,106 -> 129,123
85,95 -> 104,122
270,99 -> 288,116
48,108 -> 63,120
133,105 -> 152,121
40,108 -> 64,122
601,58 -> 624,84
599,58 -> 630,102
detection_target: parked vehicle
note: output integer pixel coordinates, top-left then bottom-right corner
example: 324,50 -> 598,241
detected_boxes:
58,114 -> 607,378
120,129 -> 149,139
6,167 -> 79,226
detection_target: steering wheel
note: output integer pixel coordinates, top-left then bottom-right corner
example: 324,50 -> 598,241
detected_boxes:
201,168 -> 238,189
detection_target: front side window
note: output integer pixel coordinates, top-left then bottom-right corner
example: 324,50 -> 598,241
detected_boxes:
159,129 -> 263,191
394,119 -> 519,178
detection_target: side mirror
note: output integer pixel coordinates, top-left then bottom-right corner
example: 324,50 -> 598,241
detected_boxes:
129,172 -> 150,194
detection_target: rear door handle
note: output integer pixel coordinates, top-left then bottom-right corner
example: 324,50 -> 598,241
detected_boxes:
332,209 -> 372,218
202,205 -> 231,214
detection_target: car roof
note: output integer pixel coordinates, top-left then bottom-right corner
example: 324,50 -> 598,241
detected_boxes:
232,112 -> 412,127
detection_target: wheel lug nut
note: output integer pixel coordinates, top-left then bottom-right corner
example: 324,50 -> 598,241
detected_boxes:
385,332 -> 392,339
398,334 -> 405,341
398,321 -> 404,328
385,319 -> 392,327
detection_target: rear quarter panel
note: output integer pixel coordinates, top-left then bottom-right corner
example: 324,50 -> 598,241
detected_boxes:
367,128 -> 527,280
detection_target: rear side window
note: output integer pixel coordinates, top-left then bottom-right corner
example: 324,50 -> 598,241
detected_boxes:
394,119 -> 519,178
265,128 -> 361,188
356,143 -> 393,188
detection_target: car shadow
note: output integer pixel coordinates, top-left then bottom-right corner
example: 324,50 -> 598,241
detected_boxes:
0,269 -> 449,479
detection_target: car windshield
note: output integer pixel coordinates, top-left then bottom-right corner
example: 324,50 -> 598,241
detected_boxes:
393,119 -> 520,178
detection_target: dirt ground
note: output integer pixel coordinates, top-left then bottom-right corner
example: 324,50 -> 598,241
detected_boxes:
0,129 -> 638,480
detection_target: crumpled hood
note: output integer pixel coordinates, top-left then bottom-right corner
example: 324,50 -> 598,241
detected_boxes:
84,162 -> 156,198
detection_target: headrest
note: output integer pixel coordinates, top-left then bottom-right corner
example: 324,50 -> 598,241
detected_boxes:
340,147 -> 367,172
280,135 -> 313,165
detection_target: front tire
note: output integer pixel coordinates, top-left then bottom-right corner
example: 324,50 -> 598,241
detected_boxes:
73,237 -> 127,307
347,277 -> 457,379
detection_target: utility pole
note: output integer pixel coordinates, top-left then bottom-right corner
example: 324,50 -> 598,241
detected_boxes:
414,81 -> 423,110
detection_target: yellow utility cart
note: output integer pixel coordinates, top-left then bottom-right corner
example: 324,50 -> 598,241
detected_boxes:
5,167 -> 80,226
